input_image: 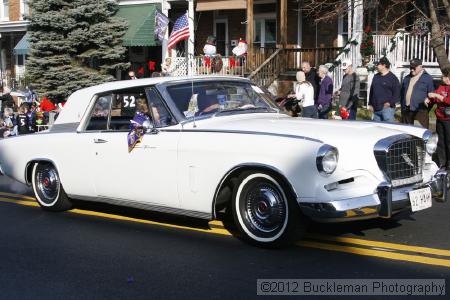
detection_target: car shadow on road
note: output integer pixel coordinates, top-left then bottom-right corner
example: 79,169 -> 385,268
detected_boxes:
72,199 -> 212,230
306,210 -> 416,237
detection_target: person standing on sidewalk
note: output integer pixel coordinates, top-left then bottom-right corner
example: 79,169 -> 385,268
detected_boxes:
302,61 -> 320,101
426,68 -> 450,169
368,57 -> 400,122
400,58 -> 435,129
294,71 -> 317,118
337,60 -> 360,120
316,65 -> 333,119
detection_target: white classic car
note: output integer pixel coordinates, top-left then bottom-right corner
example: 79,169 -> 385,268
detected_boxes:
0,76 -> 448,247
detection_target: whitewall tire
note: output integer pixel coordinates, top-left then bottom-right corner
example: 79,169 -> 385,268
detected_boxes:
231,171 -> 304,248
32,162 -> 72,212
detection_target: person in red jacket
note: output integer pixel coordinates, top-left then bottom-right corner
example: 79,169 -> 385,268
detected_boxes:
426,67 -> 450,169
39,97 -> 57,112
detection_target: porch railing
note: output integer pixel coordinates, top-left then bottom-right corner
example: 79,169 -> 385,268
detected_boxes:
283,47 -> 340,72
372,32 -> 450,68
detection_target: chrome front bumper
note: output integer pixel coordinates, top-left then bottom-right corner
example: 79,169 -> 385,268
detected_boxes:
300,170 -> 449,222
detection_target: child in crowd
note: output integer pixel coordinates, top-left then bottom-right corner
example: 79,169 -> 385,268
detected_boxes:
17,103 -> 31,135
2,107 -> 16,137
0,117 -> 6,138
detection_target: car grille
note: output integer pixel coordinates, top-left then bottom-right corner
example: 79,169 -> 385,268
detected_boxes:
374,136 -> 425,187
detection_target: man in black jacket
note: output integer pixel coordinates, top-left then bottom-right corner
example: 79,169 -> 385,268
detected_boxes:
302,61 -> 320,101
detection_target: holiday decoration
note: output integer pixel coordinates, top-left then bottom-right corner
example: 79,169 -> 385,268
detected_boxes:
360,26 -> 375,59
203,35 -> 217,56
232,38 -> 248,57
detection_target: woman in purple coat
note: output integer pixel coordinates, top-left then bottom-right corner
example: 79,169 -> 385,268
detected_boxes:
316,65 -> 333,119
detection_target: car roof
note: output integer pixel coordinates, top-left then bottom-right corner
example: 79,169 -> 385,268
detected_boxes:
53,76 -> 250,126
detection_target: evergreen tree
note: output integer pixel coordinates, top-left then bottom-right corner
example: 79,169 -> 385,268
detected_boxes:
27,0 -> 129,102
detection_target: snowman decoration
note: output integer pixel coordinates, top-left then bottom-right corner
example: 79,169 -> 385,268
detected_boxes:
203,35 -> 217,56
203,35 -> 222,73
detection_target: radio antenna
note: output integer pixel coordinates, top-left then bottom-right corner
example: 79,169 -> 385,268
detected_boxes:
191,76 -> 197,128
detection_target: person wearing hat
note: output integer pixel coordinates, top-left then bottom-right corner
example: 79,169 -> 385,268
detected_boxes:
337,60 -> 360,120
400,58 -> 435,128
368,57 -> 400,122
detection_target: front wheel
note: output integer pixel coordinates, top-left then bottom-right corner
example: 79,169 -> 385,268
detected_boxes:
231,172 -> 305,248
32,162 -> 72,212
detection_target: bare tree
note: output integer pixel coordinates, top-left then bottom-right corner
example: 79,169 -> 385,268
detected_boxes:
300,0 -> 450,70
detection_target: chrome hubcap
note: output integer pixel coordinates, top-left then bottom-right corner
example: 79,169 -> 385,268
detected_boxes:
36,167 -> 59,204
244,183 -> 286,234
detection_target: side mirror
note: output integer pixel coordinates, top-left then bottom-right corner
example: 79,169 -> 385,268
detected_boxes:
142,120 -> 158,134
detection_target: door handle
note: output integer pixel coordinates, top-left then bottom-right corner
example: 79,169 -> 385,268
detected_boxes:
94,138 -> 108,144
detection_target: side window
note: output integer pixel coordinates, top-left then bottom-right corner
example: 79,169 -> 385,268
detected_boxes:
110,88 -> 149,131
86,95 -> 112,131
146,89 -> 176,128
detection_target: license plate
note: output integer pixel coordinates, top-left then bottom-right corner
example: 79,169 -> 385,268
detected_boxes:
409,187 -> 432,212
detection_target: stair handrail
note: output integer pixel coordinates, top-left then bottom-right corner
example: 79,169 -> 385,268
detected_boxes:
247,48 -> 284,87
248,48 -> 283,79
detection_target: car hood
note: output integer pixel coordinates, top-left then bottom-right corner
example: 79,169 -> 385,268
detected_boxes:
182,113 -> 428,171
183,113 -> 427,146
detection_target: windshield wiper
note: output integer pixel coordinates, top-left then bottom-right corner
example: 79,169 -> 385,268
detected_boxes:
215,106 -> 277,115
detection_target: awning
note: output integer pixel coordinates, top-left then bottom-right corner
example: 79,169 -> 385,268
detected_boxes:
116,4 -> 160,47
14,33 -> 29,55
196,0 -> 246,11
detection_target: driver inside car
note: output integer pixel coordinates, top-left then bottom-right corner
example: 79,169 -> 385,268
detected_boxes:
196,92 -> 220,116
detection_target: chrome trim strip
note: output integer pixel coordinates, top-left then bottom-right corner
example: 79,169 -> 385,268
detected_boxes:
68,194 -> 211,220
165,129 -> 323,143
211,163 -> 300,219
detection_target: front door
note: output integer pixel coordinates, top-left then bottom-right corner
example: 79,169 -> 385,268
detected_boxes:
214,19 -> 228,56
85,87 -> 180,208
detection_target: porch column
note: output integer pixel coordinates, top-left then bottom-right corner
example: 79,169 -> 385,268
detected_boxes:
246,0 -> 254,70
187,0 -> 195,75
162,0 -> 170,62
353,0 -> 363,67
280,0 -> 287,48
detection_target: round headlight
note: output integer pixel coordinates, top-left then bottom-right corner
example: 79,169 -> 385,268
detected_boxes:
423,131 -> 438,155
316,145 -> 339,175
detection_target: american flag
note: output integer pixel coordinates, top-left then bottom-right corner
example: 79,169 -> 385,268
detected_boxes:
168,13 -> 190,50
154,9 -> 169,42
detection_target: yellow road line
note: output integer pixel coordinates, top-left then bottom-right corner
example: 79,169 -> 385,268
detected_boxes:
0,191 -> 35,201
69,208 -> 232,236
297,240 -> 450,268
306,234 -> 450,258
0,197 -> 39,207
1,195 -> 450,268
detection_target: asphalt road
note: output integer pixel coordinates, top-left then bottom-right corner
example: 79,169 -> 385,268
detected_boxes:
0,176 -> 449,300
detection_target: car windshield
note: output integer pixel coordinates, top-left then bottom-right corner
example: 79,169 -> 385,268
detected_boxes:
165,81 -> 278,120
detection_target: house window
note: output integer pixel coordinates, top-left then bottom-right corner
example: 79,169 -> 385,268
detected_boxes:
20,0 -> 29,19
17,55 -> 24,66
1,0 -> 9,20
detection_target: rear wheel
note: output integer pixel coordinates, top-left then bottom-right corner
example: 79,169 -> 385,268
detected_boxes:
32,162 -> 72,212
231,171 -> 305,248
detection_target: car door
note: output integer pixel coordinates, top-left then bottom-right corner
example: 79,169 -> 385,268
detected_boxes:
85,87 -> 181,208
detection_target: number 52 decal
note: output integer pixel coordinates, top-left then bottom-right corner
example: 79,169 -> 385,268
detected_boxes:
123,96 -> 136,108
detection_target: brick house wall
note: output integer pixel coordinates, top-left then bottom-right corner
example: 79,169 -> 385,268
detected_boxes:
9,0 -> 21,21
